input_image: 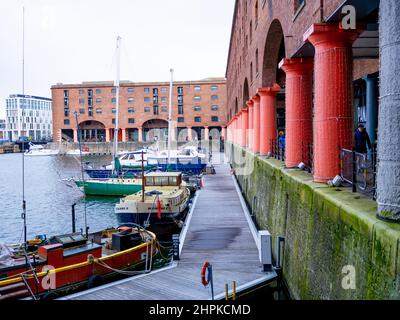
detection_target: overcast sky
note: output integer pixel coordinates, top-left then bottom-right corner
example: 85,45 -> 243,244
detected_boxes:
0,0 -> 235,118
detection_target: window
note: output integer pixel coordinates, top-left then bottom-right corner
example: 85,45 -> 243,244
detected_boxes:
79,98 -> 84,104
112,118 -> 116,124
177,117 -> 184,123
211,116 -> 219,122
154,106 -> 159,115
153,88 -> 158,95
64,109 -> 69,117
194,86 -> 201,92
88,107 -> 93,117
111,97 -> 116,104
95,89 -> 102,94
256,49 -> 259,74
128,97 -> 134,103
250,21 -> 253,43
78,89 -> 83,95
112,108 -> 116,113
250,62 -> 253,83
96,108 -> 102,114
64,119 -> 70,125
194,96 -> 201,101
177,87 -> 183,95
144,87 -> 150,93
161,106 -> 167,112
211,85 -> 218,91
144,97 -> 151,102
96,98 -> 102,104
127,87 -> 134,93
211,95 -> 218,100
161,87 -> 167,93
144,107 -> 150,112
178,105 -> 184,115
161,97 -> 167,103
294,0 -> 305,14
255,1 -> 259,26
211,105 -> 219,111
79,108 -> 85,114
128,118 -> 135,124
111,88 -> 116,94
194,117 -> 201,123
128,107 -> 134,113
194,106 -> 201,112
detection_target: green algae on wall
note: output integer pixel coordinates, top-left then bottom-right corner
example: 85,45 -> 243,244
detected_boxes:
227,143 -> 400,300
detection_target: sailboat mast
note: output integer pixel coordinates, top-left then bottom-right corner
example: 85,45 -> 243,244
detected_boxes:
21,6 -> 27,255
113,36 -> 122,172
167,68 -> 173,165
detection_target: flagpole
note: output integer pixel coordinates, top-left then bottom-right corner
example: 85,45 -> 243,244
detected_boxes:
167,69 -> 173,165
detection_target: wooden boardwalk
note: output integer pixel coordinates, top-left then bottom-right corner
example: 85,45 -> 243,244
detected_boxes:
61,158 -> 276,300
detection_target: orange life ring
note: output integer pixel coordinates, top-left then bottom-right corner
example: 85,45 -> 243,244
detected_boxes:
201,261 -> 210,286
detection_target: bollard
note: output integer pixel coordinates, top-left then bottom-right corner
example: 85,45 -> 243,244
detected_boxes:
172,234 -> 180,261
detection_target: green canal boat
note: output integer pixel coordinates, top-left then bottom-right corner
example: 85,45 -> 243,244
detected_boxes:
74,178 -> 142,196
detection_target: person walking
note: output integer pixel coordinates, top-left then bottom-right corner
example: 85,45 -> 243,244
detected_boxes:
354,124 -> 371,154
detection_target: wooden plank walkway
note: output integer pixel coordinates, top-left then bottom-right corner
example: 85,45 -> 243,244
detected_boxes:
61,158 -> 276,300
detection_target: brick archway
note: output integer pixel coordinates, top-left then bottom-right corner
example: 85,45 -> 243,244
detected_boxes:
262,19 -> 286,88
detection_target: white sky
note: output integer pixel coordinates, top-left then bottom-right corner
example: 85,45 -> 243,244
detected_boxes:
0,0 -> 235,118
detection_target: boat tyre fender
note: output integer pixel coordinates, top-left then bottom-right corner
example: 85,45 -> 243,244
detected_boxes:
201,261 -> 210,287
41,291 -> 59,301
87,275 -> 104,289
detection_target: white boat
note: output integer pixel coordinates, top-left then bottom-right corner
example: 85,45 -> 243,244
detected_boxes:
24,143 -> 59,156
66,149 -> 90,156
105,148 -> 156,169
147,146 -> 206,165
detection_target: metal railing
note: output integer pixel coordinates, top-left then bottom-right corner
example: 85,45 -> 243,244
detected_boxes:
301,142 -> 314,174
270,139 -> 285,161
340,146 -> 377,199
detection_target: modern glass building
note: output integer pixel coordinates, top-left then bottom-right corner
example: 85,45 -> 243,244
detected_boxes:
5,94 -> 52,141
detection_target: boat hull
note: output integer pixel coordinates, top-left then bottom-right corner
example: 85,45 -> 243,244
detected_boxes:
75,180 -> 142,196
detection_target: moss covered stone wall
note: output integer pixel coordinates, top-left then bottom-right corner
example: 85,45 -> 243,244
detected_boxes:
227,144 -> 400,299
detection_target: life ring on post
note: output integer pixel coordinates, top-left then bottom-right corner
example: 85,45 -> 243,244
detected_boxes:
201,261 -> 210,287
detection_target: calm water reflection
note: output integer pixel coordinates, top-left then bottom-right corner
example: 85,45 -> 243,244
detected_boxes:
0,153 -> 121,243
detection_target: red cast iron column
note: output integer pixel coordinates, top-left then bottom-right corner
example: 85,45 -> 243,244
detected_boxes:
252,95 -> 261,154
241,107 -> 248,148
279,58 -> 314,168
304,23 -> 359,182
247,100 -> 254,151
257,84 -> 281,156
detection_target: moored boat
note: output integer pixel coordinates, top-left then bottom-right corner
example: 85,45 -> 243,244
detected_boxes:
115,172 -> 191,234
74,177 -> 143,196
24,143 -> 59,156
0,226 -> 157,300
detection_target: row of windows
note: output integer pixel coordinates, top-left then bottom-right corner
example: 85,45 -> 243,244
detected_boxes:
64,116 -> 219,125
70,105 -> 219,115
74,95 -> 219,105
72,85 -> 219,96
178,116 -> 219,123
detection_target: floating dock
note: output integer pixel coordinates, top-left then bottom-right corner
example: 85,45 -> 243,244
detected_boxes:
61,156 -> 277,300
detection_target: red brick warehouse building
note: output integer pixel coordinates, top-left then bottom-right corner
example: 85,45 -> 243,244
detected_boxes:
226,0 -> 379,182
51,78 -> 227,143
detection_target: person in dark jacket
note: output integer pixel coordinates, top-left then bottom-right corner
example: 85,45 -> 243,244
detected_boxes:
354,124 -> 371,154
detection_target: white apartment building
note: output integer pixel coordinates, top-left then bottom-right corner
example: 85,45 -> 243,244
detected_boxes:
5,94 -> 52,141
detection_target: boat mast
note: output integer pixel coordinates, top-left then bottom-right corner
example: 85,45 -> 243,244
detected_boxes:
21,6 -> 27,258
167,68 -> 173,165
113,36 -> 122,173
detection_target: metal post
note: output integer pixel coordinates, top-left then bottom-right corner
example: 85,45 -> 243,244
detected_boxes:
208,264 -> 214,300
72,203 -> 76,233
352,148 -> 357,193
232,281 -> 236,300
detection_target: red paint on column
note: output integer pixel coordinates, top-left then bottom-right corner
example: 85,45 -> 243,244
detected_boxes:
247,100 -> 254,151
241,108 -> 248,148
304,23 -> 359,182
237,111 -> 242,145
279,58 -> 314,168
257,84 -> 281,156
252,95 -> 261,153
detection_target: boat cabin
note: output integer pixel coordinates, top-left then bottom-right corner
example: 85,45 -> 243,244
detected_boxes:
144,172 -> 182,187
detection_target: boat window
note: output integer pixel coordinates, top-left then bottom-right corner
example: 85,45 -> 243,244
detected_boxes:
128,154 -> 136,160
161,177 -> 169,186
169,177 -> 177,185
120,154 -> 129,160
146,177 -> 154,186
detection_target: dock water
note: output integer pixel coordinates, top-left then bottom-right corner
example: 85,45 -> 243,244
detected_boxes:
61,155 -> 276,300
